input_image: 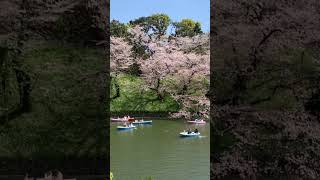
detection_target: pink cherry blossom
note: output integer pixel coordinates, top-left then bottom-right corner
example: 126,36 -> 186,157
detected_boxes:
111,26 -> 210,119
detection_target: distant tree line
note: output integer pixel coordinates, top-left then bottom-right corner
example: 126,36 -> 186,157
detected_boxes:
110,13 -> 203,38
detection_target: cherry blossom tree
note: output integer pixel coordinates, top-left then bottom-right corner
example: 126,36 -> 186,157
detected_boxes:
110,26 -> 210,119
110,37 -> 134,72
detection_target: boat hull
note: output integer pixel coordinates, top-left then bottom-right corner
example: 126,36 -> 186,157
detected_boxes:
117,126 -> 136,130
179,132 -> 200,137
187,121 -> 206,124
132,121 -> 152,125
111,116 -> 136,122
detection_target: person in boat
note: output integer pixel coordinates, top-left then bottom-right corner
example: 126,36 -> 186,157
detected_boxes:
187,129 -> 191,134
194,112 -> 200,120
194,129 -> 199,133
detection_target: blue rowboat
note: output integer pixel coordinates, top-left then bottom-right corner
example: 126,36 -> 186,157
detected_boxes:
117,124 -> 136,130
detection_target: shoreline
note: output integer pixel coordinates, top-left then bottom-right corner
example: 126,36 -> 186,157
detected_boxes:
110,111 -> 180,120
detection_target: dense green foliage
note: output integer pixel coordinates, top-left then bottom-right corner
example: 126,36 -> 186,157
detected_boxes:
110,20 -> 129,37
113,14 -> 203,37
173,19 -> 203,37
129,14 -> 171,36
111,74 -> 179,113
147,14 -> 171,35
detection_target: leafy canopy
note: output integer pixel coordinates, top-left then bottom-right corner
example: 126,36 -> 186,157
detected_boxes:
173,19 -> 203,37
110,20 -> 129,37
129,13 -> 171,35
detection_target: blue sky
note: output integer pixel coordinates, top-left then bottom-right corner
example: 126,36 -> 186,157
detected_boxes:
110,0 -> 210,32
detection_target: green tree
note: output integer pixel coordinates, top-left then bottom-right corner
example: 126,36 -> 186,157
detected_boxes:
129,14 -> 171,36
148,13 -> 171,36
173,19 -> 203,37
194,22 -> 202,34
110,20 -> 129,37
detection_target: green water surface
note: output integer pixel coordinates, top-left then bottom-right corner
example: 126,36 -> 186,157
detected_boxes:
111,119 -> 210,180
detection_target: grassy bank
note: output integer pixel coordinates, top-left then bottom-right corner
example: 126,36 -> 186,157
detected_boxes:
111,74 -> 180,113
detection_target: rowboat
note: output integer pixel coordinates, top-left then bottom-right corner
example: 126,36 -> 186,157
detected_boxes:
117,123 -> 136,130
131,120 -> 152,125
111,116 -> 135,122
111,118 -> 128,122
179,131 -> 200,137
187,119 -> 206,124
